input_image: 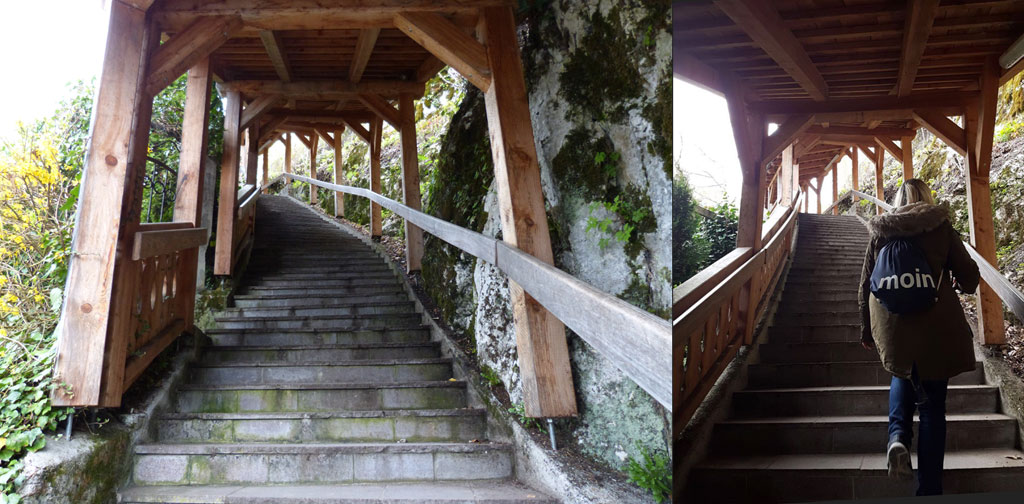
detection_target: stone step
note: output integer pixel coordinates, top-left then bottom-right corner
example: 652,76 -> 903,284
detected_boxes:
241,285 -> 406,297
248,270 -> 396,282
213,314 -> 423,330
217,303 -> 416,319
232,294 -> 411,309
174,382 -> 468,413
156,409 -> 486,444
777,291 -> 859,303
730,384 -> 1000,418
131,442 -> 514,486
188,359 -> 453,386
243,278 -> 402,291
119,482 -> 557,503
774,300 -> 859,315
200,343 -> 441,364
746,361 -> 984,389
246,257 -> 386,267
685,449 -> 1024,503
787,265 -> 864,275
768,324 -> 860,343
205,327 -> 432,347
758,341 -> 878,364
785,271 -> 862,281
772,311 -> 861,327
709,413 -> 1017,455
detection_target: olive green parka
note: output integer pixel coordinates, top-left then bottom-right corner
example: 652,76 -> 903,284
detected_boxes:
858,202 -> 980,381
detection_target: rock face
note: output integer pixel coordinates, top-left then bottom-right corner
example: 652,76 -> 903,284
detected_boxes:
422,0 -> 671,471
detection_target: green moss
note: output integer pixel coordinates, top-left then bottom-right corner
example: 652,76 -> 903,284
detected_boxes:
342,142 -> 371,226
558,6 -> 643,122
643,68 -> 673,179
551,126 -> 619,203
617,184 -> 657,260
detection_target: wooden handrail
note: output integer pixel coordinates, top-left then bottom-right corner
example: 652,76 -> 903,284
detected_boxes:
281,173 -> 672,409
132,226 -> 209,260
673,248 -> 753,318
822,190 -> 851,215
851,189 -> 1024,324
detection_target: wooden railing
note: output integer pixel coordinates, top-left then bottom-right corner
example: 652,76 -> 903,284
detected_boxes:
673,191 -> 804,436
850,189 -> 1024,324
121,222 -> 208,391
278,173 -> 672,410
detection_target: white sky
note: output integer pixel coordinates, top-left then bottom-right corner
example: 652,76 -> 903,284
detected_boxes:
674,77 -> 854,212
0,1 -> 109,138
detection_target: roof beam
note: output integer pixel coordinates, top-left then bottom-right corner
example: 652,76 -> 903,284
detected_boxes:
714,0 -> 828,100
221,80 -> 425,99
858,144 -> 877,161
145,16 -> 242,96
912,109 -> 967,156
359,94 -> 403,130
761,114 -> 815,165
240,94 -> 284,131
895,0 -> 940,96
258,132 -> 282,153
393,12 -> 491,91
343,120 -> 373,144
805,125 -> 917,138
875,136 -> 904,160
794,134 -> 822,158
750,91 -> 977,115
349,28 -> 381,83
314,128 -> 335,146
260,30 -> 292,82
998,30 -> 1024,70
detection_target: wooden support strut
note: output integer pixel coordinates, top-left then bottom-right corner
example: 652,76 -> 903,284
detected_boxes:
480,6 -> 577,418
214,90 -> 243,276
398,93 -> 423,272
309,132 -> 319,206
875,144 -> 885,215
370,118 -> 383,238
333,127 -> 345,218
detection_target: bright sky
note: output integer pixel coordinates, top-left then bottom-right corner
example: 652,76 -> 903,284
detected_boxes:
0,1 -> 109,138
674,77 -> 853,212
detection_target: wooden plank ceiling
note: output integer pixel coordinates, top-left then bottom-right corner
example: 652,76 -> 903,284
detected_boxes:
151,0 -> 502,144
675,0 -> 1024,183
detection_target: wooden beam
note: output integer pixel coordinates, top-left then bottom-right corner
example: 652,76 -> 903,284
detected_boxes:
750,92 -> 977,115
714,0 -> 828,100
480,6 -> 577,418
349,28 -> 381,83
245,123 -> 260,185
370,118 -> 383,238
794,134 -> 821,158
851,143 -> 859,202
398,93 -> 422,271
974,57 -> 1000,178
393,12 -> 491,91
901,135 -> 914,180
875,144 -> 885,215
998,30 -> 1024,70
221,80 -> 425,99
145,15 -> 242,96
805,125 -> 917,137
239,94 -> 283,131
819,133 -> 903,145
52,1 -> 155,407
314,127 -> 335,146
259,30 -> 292,82
343,119 -> 373,144
416,56 -> 448,82
295,132 -> 312,149
283,132 -> 292,196
895,0 -> 940,96
912,109 -> 967,156
875,136 -> 904,161
131,227 -> 208,260
257,115 -> 287,141
258,132 -> 282,154
857,143 -> 877,161
832,156 -> 839,214
333,128 -> 345,218
779,144 -> 794,205
214,90 -> 243,276
761,114 -> 814,166
359,93 -> 403,130
309,132 -> 319,206
262,150 -> 269,193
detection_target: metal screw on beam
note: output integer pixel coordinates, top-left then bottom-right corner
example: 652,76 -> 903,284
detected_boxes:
547,419 -> 557,451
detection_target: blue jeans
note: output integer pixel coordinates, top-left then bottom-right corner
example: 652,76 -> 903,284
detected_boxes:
888,365 -> 949,496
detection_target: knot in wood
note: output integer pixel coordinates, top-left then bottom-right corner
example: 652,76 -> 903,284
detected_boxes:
105,155 -> 118,166
81,303 -> 93,313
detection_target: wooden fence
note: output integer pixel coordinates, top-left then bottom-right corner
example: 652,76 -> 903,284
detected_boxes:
280,173 -> 672,410
673,191 -> 803,436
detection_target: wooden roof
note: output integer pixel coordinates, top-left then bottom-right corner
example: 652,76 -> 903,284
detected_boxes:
674,0 -> 1024,182
148,0 -> 509,143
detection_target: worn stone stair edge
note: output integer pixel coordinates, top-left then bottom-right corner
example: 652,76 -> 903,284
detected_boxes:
204,325 -> 431,334
118,482 -> 558,503
190,358 -> 452,368
177,380 -> 467,391
135,442 -> 512,455
158,409 -> 486,420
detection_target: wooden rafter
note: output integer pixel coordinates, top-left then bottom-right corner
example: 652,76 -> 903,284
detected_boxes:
794,134 -> 821,158
394,12 -> 492,91
239,94 -> 283,131
761,114 -> 814,165
295,132 -> 312,149
221,80 -> 425,99
858,143 -> 877,161
314,128 -> 335,146
359,93 -> 403,130
750,92 -> 977,115
805,125 -> 917,137
895,0 -> 940,96
714,0 -> 828,100
343,120 -> 373,144
260,30 -> 292,82
912,109 -> 967,156
258,132 -> 282,153
145,16 -> 242,96
875,136 -> 904,160
349,28 -> 381,83
415,56 -> 448,82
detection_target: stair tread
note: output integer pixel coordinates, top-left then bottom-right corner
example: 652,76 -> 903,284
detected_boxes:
737,384 -> 995,393
159,409 -> 485,420
206,343 -> 437,351
136,442 -> 511,455
179,380 -> 465,391
720,413 -> 1015,424
119,482 -> 556,503
696,449 -> 1024,471
191,358 -> 450,368
205,326 -> 430,334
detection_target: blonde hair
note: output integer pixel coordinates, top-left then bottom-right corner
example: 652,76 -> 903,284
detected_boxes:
893,178 -> 935,207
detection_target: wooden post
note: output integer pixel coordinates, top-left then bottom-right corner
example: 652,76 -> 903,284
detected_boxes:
792,162 -> 800,207
964,58 -> 1005,345
214,90 -> 243,275
370,118 -> 383,239
309,133 -> 319,206
832,165 -> 839,215
53,1 -> 156,407
779,145 -> 794,206
802,183 -> 809,212
334,128 -> 345,217
901,135 -> 914,181
816,176 -> 822,214
173,58 -> 212,330
398,93 -> 424,272
875,145 -> 885,215
480,6 -> 577,418
851,145 -> 859,202
284,132 -> 292,196
262,150 -> 269,193
245,124 -> 259,185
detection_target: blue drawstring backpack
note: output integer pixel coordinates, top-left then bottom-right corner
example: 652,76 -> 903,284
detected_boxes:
869,238 -> 943,314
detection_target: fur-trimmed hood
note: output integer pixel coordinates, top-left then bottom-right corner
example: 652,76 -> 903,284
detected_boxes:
867,201 -> 950,239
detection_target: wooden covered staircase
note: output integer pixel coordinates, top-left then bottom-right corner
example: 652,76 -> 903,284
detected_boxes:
119,196 -> 555,503
683,213 -> 1024,503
